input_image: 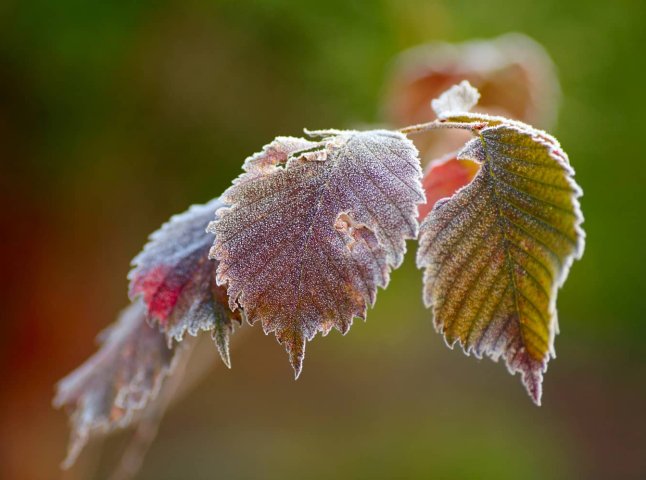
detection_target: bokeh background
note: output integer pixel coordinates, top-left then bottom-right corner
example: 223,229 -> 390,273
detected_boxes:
1,0 -> 645,479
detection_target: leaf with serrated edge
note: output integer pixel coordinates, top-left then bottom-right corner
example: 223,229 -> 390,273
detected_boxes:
208,131 -> 424,376
129,198 -> 242,367
417,116 -> 584,404
53,301 -> 180,468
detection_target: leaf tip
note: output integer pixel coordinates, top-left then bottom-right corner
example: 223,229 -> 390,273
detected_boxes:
279,330 -> 306,380
522,368 -> 543,406
215,338 -> 232,369
513,354 -> 545,406
212,320 -> 233,368
222,356 -> 232,369
59,429 -> 87,470
290,347 -> 304,380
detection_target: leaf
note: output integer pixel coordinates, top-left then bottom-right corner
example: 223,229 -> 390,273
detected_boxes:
419,153 -> 480,221
417,118 -> 584,404
383,33 -> 561,130
129,198 -> 242,367
53,301 -> 180,468
431,80 -> 481,119
208,130 -> 424,376
382,34 -> 561,161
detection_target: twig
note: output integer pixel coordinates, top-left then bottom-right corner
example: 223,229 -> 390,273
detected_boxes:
399,120 -> 486,135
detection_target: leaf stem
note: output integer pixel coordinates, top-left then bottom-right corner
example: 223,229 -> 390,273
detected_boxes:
399,120 -> 485,136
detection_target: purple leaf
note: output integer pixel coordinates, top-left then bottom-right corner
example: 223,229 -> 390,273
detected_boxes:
208,130 -> 424,376
53,301 -> 179,468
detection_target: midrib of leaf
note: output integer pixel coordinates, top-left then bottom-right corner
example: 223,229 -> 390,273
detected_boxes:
293,138 -> 352,314
479,132 -> 535,361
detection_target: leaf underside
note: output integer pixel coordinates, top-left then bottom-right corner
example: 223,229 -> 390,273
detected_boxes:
129,197 -> 242,367
53,301 -> 179,468
419,153 -> 480,221
417,119 -> 584,404
209,130 -> 424,376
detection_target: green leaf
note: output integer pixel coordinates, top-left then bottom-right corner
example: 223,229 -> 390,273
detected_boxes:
417,118 -> 584,405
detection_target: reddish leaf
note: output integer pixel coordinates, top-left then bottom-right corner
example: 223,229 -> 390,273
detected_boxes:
209,131 -> 424,376
419,153 -> 480,221
129,198 -> 242,366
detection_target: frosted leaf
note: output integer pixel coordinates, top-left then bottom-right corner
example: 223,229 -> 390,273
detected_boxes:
129,198 -> 242,367
417,122 -> 584,405
209,130 -> 424,376
53,301 -> 179,468
431,80 -> 481,118
243,136 -> 319,172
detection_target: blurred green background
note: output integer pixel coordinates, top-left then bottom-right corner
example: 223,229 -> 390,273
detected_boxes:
1,0 -> 644,479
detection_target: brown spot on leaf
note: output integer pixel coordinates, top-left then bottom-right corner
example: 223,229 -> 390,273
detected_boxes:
334,212 -> 380,251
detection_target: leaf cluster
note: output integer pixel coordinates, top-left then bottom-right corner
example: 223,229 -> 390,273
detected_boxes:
54,80 -> 584,471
